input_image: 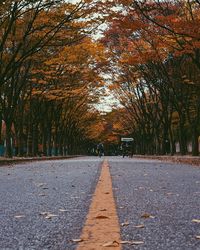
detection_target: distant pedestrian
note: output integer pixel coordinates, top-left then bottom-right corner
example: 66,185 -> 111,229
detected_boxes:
97,143 -> 104,157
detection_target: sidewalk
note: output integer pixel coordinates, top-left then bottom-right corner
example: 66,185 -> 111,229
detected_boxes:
0,155 -> 80,166
134,155 -> 200,166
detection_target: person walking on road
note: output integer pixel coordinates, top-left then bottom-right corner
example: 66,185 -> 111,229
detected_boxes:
97,143 -> 104,157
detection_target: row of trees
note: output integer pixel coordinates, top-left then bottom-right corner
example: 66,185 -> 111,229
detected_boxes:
0,0 -> 106,157
103,0 -> 200,156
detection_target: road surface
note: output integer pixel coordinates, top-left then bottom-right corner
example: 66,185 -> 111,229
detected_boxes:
0,157 -> 199,250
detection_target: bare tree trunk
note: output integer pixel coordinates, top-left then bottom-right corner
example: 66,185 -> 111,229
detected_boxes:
5,121 -> 12,158
192,125 -> 199,156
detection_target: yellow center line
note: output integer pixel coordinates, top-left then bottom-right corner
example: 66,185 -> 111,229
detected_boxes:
76,159 -> 121,250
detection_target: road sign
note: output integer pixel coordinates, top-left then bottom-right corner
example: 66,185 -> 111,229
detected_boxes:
121,138 -> 134,142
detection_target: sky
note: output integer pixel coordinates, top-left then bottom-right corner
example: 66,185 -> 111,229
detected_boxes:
68,0 -> 116,112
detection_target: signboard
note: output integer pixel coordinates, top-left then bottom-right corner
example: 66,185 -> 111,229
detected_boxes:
121,138 -> 134,142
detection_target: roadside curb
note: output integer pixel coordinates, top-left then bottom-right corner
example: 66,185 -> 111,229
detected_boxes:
134,155 -> 200,166
0,155 -> 81,166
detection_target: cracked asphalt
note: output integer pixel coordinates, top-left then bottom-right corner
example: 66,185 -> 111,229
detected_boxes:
0,157 -> 200,250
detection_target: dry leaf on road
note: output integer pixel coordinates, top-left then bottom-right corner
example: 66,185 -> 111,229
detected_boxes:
36,183 -> 46,187
133,224 -> 145,228
39,212 -> 57,219
192,219 -> 200,223
141,213 -> 155,219
39,212 -> 49,216
38,193 -> 46,197
196,236 -> 200,239
95,215 -> 109,219
120,240 -> 144,245
72,238 -> 83,243
14,215 -> 25,218
121,222 -> 129,227
59,209 -> 67,212
102,240 -> 119,247
45,213 -> 58,219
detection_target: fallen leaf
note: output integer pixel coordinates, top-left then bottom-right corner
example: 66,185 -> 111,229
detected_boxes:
133,224 -> 144,228
120,240 -> 144,245
99,209 -> 107,212
36,183 -> 46,187
72,238 -> 83,243
121,222 -> 129,227
131,241 -> 144,245
95,215 -> 109,219
45,213 -> 58,219
196,236 -> 200,239
14,215 -> 25,218
141,213 -> 155,219
102,240 -> 119,247
141,213 -> 150,218
105,192 -> 110,194
38,193 -> 46,197
120,241 -> 132,244
59,209 -> 67,212
192,219 -> 200,223
39,212 -> 57,219
39,212 -> 49,216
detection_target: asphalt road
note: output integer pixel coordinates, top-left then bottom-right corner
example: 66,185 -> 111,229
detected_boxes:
0,157 -> 200,250
0,158 -> 102,250
109,157 -> 200,250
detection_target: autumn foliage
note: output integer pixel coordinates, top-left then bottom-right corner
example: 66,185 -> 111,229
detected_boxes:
0,0 -> 200,157
0,0 -> 107,157
102,0 -> 200,155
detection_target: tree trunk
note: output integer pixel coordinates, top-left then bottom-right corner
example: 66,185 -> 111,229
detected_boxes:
18,130 -> 24,156
5,121 -> 12,158
169,127 -> 175,155
192,125 -> 199,156
42,127 -> 47,156
179,122 -> 187,155
32,124 -> 38,156
0,112 -> 2,143
47,128 -> 52,156
27,127 -> 33,157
